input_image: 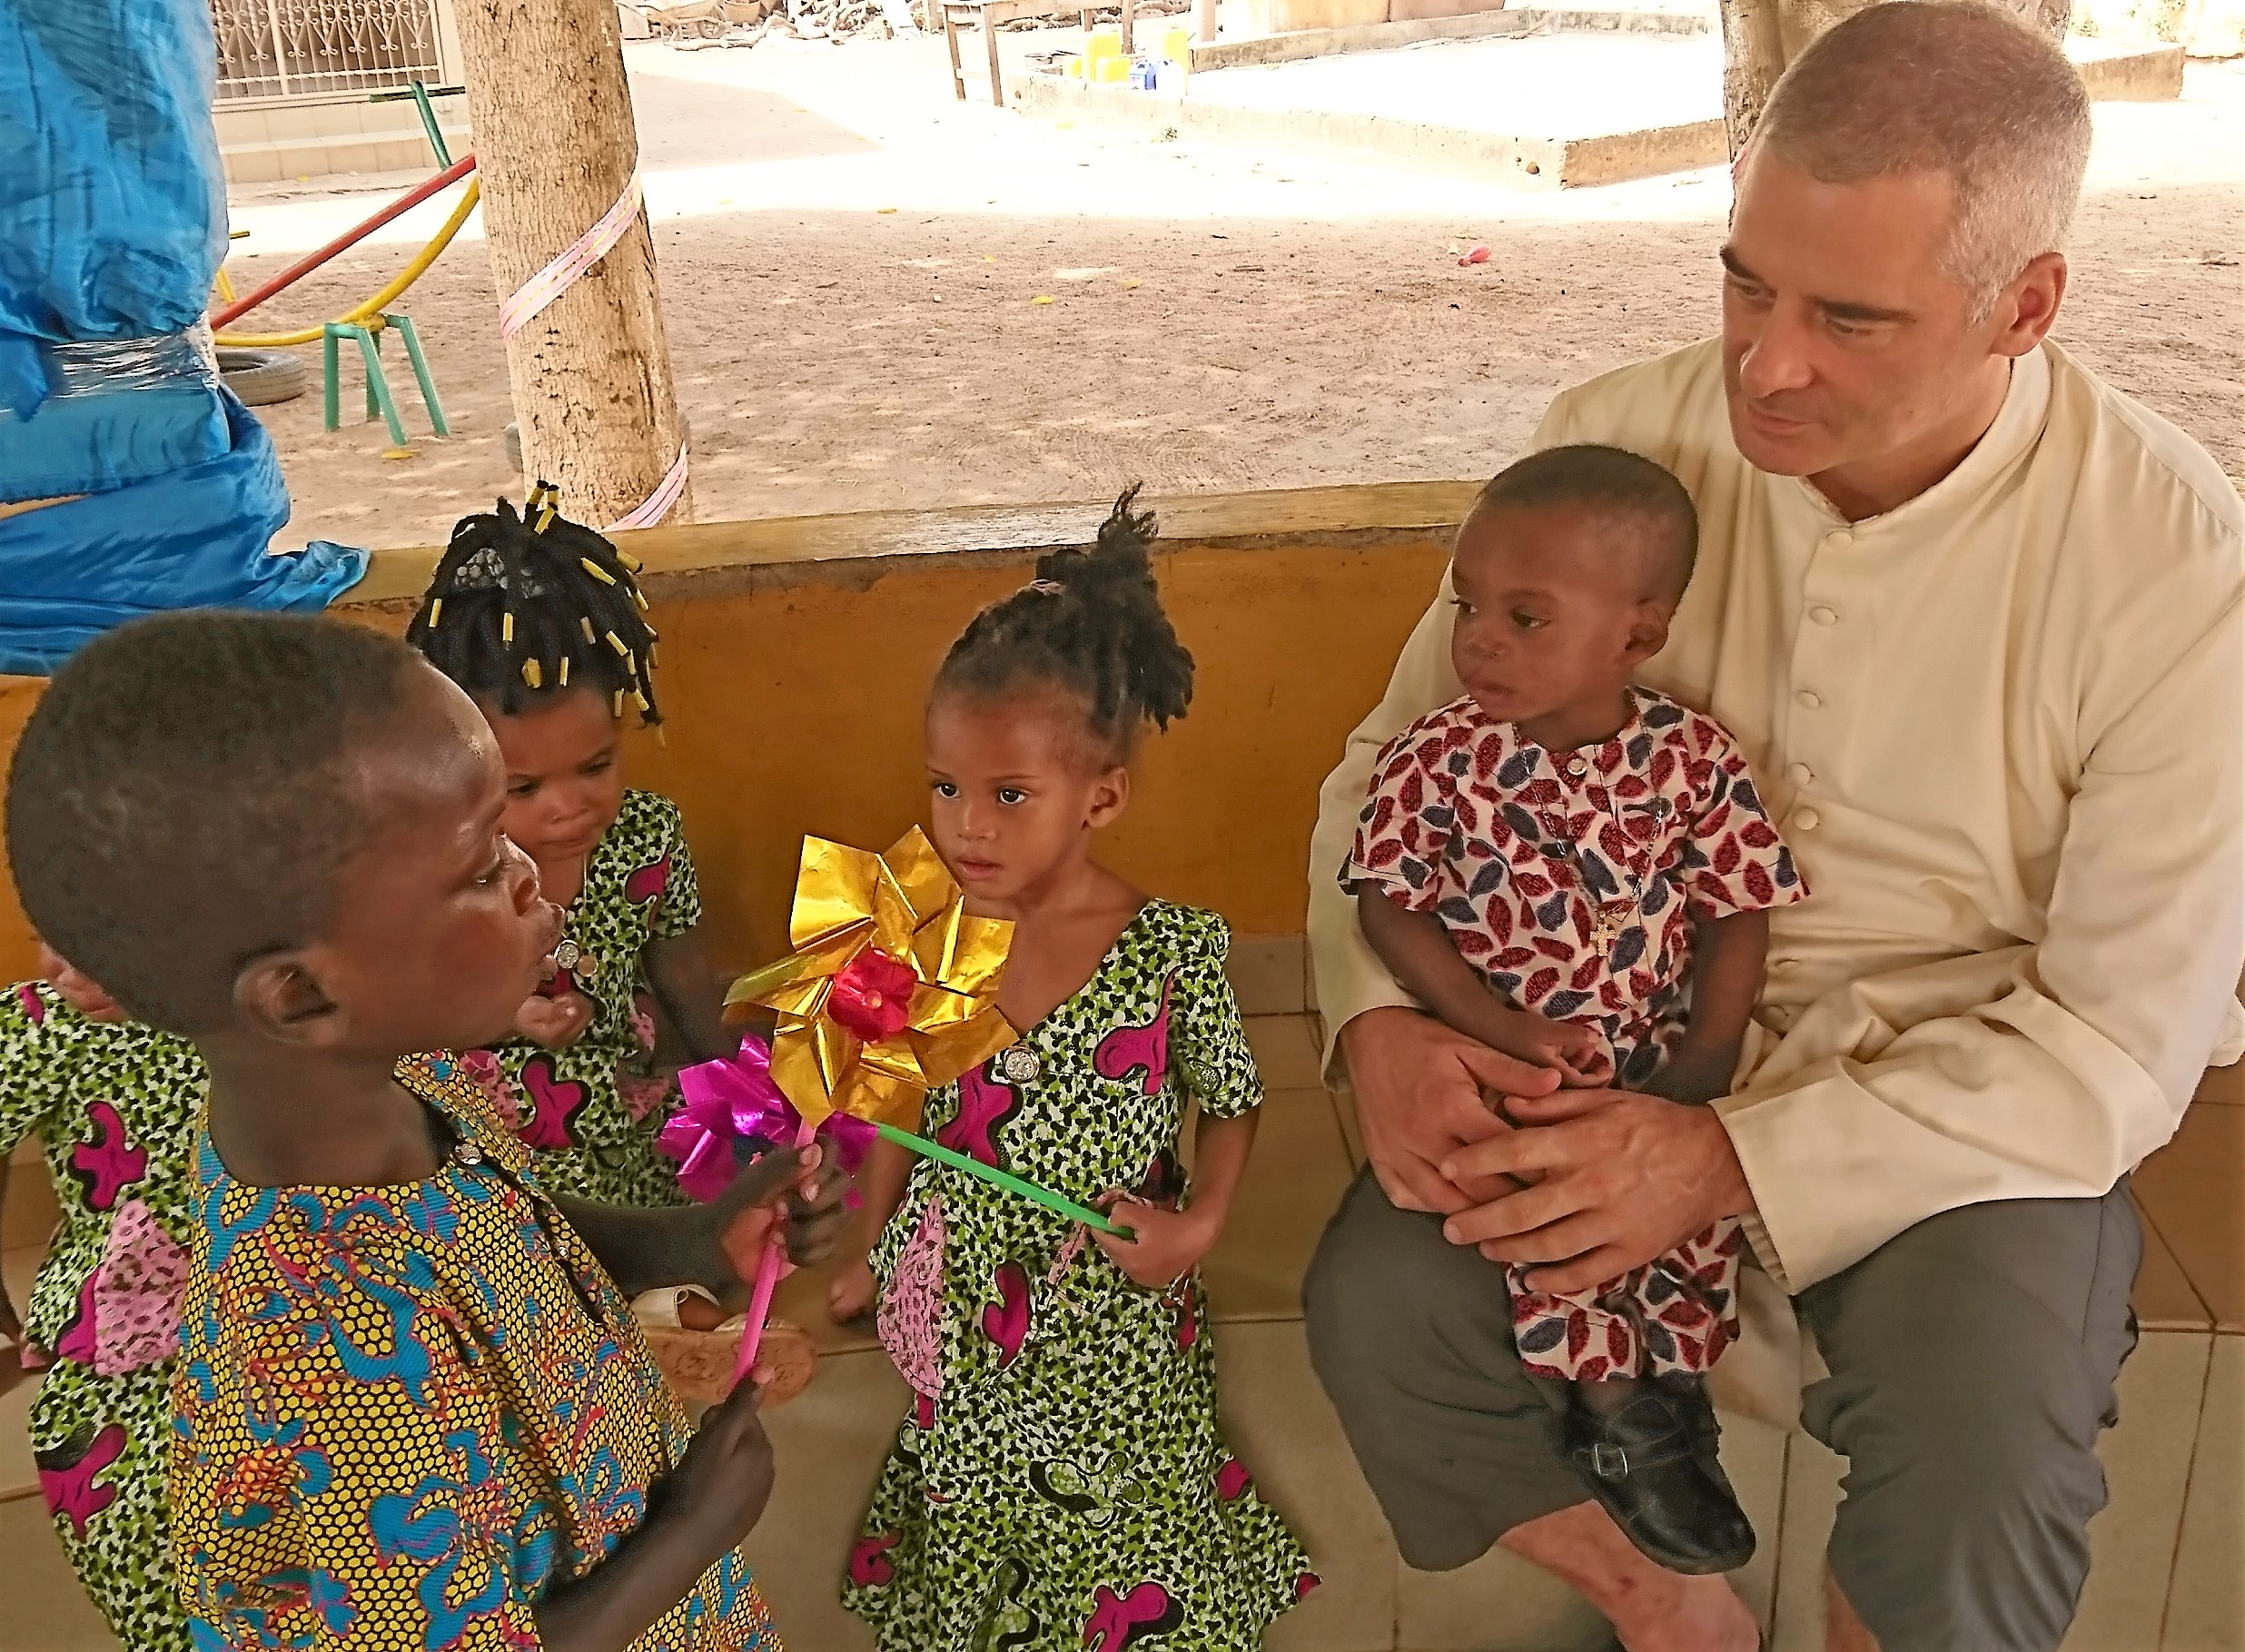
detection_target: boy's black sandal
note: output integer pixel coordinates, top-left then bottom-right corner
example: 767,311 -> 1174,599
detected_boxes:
1565,1380 -> 1757,1576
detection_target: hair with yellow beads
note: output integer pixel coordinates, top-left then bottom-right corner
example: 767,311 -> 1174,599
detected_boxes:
405,483 -> 662,727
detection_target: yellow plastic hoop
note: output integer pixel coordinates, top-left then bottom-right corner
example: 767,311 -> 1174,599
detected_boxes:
214,177 -> 481,349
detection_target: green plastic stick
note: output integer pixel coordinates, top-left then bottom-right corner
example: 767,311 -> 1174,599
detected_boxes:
874,1121 -> 1132,1236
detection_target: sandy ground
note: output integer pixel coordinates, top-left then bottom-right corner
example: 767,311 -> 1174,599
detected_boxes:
217,36 -> 2245,550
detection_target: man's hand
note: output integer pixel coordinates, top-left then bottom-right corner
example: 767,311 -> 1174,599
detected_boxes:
1092,1197 -> 1220,1290
1438,1087 -> 1754,1292
1339,1007 -> 1563,1214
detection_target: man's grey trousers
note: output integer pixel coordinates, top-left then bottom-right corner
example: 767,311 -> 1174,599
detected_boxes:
1304,1170 -> 2141,1651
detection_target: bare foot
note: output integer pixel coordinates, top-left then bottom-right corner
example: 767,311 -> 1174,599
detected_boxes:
1500,1500 -> 1758,1652
676,1291 -> 727,1332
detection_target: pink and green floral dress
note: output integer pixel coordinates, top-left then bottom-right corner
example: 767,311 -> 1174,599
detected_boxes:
2,981 -> 204,1652
843,901 -> 1316,1652
458,787 -> 702,1206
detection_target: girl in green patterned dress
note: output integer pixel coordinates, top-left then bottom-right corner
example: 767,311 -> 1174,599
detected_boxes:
0,949 -> 203,1652
407,492 -> 738,1212
834,490 -> 1317,1652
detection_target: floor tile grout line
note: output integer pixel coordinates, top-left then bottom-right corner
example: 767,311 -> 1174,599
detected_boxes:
2152,1333 -> 2219,1651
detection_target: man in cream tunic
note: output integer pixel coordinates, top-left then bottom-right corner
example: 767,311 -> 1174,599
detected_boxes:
1301,6 -> 2243,1650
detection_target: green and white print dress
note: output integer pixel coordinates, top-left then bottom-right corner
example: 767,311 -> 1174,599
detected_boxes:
2,982 -> 204,1652
842,900 -> 1317,1652
457,787 -> 702,1206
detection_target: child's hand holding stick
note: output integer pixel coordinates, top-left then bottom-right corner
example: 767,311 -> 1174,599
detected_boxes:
1092,1195 -> 1213,1290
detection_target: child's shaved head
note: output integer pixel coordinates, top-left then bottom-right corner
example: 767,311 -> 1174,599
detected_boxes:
6,613 -> 420,1034
1473,444 -> 1700,607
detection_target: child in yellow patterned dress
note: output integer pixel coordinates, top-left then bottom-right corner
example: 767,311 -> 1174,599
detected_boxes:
5,610 -> 850,1652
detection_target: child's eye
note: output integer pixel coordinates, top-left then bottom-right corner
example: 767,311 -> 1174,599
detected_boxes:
932,781 -> 960,799
1449,597 -> 1477,617
997,787 -> 1028,806
508,780 -> 539,799
1510,610 -> 1546,631
582,755 -> 615,777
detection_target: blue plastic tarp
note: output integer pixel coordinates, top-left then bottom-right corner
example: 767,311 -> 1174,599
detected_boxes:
0,0 -> 369,674
1,0 -> 227,424
0,397 -> 367,676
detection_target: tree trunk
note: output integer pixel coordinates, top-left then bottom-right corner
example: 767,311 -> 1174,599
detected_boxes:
1716,0 -> 2075,159
451,0 -> 692,527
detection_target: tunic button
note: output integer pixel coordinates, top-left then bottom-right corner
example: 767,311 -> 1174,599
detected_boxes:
1787,762 -> 1813,785
1567,758 -> 1587,777
1795,807 -> 1823,831
1796,689 -> 1824,710
1809,606 -> 1839,626
451,1142 -> 485,1168
1825,530 -> 1854,549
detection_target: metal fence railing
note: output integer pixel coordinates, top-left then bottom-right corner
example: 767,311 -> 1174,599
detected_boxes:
210,0 -> 449,103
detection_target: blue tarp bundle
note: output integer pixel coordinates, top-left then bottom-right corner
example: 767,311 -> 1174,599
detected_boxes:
0,0 -> 367,676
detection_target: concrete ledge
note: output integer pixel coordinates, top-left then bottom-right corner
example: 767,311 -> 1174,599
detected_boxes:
1189,5 -> 1535,69
1017,71 -> 1725,188
1189,4 -> 1708,68
344,479 -> 1482,608
2070,35 -> 2187,99
1028,31 -> 2179,193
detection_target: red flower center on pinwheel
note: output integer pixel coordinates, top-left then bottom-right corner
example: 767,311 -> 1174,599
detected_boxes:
827,949 -> 918,1044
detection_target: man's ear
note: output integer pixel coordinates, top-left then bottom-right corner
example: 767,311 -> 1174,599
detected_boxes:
1086,765 -> 1132,830
1993,252 -> 2067,358
1623,603 -> 1673,666
232,953 -> 345,1047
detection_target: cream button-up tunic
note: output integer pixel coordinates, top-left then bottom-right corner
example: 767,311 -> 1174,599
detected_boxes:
1308,339 -> 2245,1295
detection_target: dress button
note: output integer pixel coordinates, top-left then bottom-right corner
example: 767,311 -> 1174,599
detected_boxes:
1825,530 -> 1854,549
1796,689 -> 1823,710
1787,762 -> 1813,785
1795,807 -> 1823,831
1809,605 -> 1839,626
1567,758 -> 1587,777
451,1142 -> 485,1168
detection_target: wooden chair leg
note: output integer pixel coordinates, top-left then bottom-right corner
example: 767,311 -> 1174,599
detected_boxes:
984,13 -> 1004,106
1119,0 -> 1133,54
943,6 -> 966,100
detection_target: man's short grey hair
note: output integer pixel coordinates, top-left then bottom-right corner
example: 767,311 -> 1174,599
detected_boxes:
1755,1 -> 2093,319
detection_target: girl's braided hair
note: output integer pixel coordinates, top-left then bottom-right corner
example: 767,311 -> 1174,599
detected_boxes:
405,483 -> 662,727
935,485 -> 1193,762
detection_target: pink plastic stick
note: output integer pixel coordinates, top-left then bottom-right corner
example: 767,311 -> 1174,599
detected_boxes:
732,1115 -> 817,1389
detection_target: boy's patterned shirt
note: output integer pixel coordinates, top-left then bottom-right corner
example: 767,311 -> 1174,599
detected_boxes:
171,1054 -> 776,1652
1344,687 -> 1805,1070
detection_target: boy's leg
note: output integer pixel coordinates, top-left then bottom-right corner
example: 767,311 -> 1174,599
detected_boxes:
1796,1185 -> 2141,1652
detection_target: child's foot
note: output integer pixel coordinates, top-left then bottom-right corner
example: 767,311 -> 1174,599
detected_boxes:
1565,1374 -> 1755,1576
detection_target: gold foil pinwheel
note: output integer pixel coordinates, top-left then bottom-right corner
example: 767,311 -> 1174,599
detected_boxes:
725,828 -> 1017,1129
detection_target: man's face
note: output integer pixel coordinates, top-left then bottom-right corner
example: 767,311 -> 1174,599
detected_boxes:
1720,149 -> 2005,493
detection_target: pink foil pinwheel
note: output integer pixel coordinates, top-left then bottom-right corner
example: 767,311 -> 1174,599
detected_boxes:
661,1035 -> 874,1203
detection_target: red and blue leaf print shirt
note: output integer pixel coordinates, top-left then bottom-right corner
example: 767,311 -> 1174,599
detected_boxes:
1344,686 -> 1805,1086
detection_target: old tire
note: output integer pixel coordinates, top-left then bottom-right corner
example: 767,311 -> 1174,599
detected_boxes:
218,346 -> 308,407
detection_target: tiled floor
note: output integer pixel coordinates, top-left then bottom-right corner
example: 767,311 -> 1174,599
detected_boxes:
2,1016 -> 2239,1651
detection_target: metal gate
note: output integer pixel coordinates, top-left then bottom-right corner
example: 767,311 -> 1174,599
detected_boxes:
210,0 -> 448,102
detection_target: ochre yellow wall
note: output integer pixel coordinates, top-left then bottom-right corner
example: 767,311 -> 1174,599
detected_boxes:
0,492 -> 1461,985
